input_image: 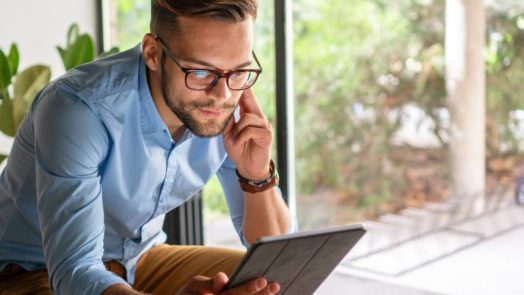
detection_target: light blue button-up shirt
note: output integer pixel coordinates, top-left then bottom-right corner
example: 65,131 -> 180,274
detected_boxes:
0,45 -> 293,294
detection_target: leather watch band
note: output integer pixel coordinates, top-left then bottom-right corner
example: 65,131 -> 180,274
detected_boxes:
236,160 -> 279,193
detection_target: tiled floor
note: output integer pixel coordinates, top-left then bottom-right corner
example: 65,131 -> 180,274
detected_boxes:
338,223 -> 524,295
317,272 -> 441,295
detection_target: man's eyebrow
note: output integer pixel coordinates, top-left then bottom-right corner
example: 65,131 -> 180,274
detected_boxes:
181,57 -> 253,69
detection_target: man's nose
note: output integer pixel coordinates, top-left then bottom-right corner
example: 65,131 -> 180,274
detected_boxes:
206,77 -> 232,103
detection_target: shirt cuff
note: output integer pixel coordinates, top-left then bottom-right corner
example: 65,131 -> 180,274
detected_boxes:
78,273 -> 128,295
55,266 -> 129,295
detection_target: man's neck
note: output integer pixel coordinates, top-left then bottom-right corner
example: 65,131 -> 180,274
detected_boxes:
146,67 -> 186,142
169,126 -> 186,142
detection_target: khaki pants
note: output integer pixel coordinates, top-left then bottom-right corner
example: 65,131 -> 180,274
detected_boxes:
0,244 -> 245,294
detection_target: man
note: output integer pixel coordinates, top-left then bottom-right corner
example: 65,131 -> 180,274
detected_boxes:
0,0 -> 294,294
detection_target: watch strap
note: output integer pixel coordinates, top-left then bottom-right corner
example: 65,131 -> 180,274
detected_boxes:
236,160 -> 279,193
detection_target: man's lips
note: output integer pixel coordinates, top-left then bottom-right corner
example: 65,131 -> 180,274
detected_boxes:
199,108 -> 224,119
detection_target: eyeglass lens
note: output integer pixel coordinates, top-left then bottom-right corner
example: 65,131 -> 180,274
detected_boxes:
186,70 -> 258,90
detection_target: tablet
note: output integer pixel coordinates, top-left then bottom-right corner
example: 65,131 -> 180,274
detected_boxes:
224,224 -> 366,294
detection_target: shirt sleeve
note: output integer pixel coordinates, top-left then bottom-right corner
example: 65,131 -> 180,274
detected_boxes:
216,156 -> 297,247
32,82 -> 128,295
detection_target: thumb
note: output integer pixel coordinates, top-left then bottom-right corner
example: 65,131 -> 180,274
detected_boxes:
223,113 -> 235,138
213,272 -> 229,291
222,116 -> 235,144
179,275 -> 217,295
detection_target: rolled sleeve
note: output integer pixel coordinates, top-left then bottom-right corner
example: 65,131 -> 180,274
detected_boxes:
33,82 -> 128,294
216,156 -> 246,245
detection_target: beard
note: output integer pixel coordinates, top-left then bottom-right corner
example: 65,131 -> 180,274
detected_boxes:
160,60 -> 237,138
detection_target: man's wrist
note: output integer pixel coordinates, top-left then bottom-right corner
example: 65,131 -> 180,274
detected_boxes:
236,160 -> 279,193
236,162 -> 271,182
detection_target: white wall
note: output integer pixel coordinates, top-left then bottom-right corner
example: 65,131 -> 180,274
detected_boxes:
0,0 -> 97,160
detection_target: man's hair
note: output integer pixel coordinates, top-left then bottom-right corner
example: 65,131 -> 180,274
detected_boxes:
150,0 -> 258,39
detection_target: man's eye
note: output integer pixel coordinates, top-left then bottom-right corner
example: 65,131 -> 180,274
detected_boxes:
229,71 -> 247,80
193,70 -> 210,79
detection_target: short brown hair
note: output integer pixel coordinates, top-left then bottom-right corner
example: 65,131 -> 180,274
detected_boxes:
150,0 -> 258,39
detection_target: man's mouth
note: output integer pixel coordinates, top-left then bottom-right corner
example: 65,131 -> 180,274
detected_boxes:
199,107 -> 223,119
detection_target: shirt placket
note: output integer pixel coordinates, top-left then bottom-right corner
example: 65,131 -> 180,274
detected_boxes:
155,144 -> 179,216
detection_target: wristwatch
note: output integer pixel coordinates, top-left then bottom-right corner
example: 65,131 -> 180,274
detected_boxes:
236,160 -> 279,193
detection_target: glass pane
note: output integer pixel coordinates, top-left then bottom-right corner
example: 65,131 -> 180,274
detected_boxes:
294,0 -> 524,293
293,0 -> 524,226
203,0 -> 276,248
106,0 -> 151,50
293,0 -> 450,230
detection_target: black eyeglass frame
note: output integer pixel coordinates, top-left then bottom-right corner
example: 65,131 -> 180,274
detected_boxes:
155,36 -> 263,91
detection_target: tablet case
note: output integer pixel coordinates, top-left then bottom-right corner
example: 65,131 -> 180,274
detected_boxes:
225,224 -> 366,294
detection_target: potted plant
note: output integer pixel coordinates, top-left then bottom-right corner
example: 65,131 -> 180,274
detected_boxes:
0,44 -> 51,164
0,23 -> 118,165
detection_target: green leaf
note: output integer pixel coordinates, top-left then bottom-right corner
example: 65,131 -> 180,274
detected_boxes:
64,34 -> 95,70
67,23 -> 80,48
0,96 -> 15,137
12,65 -> 51,128
97,47 -> 120,59
0,154 -> 6,165
8,43 -> 19,76
0,50 -> 12,91
58,24 -> 97,71
56,46 -> 68,70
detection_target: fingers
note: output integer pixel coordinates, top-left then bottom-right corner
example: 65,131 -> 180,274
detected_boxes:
180,275 -> 215,294
213,272 -> 229,291
176,273 -> 279,295
229,89 -> 270,145
223,106 -> 241,138
248,282 -> 280,295
223,114 -> 235,138
240,88 -> 264,118
257,282 -> 280,295
234,113 -> 271,135
232,125 -> 272,149
220,277 -> 280,295
268,282 -> 280,294
179,273 -> 230,295
227,112 -> 272,146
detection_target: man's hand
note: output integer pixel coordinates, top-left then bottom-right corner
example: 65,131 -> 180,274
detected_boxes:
223,89 -> 292,244
223,89 -> 273,181
176,272 -> 280,295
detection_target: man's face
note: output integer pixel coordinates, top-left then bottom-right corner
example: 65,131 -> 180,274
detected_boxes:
159,16 -> 254,137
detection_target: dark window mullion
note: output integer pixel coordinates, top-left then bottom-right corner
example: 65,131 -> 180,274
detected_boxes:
274,0 -> 295,210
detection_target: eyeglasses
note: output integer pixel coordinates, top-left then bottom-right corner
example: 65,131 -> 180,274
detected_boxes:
155,36 -> 263,91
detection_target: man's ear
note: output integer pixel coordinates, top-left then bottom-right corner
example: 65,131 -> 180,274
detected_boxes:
142,33 -> 161,71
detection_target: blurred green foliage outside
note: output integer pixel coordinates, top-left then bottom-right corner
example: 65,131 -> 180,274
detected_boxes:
113,0 -> 524,227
